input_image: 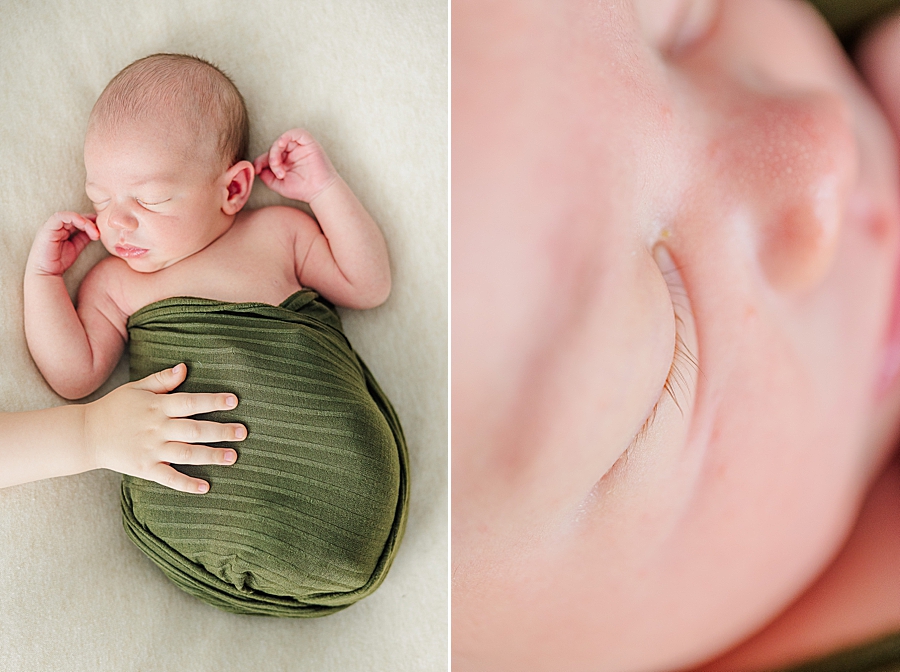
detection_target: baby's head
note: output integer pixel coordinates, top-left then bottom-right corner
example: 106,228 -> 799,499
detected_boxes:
454,1 -> 900,670
84,53 -> 254,272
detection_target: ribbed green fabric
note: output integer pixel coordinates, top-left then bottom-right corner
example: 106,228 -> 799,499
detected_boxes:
120,289 -> 408,617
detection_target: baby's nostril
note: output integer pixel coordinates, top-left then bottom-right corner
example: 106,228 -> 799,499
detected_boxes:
759,191 -> 841,293
723,92 -> 858,294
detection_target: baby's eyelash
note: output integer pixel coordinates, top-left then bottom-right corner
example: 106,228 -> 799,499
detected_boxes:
662,277 -> 699,414
629,267 -> 699,449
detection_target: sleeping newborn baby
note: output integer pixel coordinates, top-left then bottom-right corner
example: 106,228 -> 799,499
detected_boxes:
23,53 -> 407,616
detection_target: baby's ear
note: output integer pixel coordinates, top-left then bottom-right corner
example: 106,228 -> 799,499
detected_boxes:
221,160 -> 255,215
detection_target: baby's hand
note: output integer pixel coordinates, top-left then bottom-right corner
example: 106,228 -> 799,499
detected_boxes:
26,211 -> 100,276
83,364 -> 246,494
254,128 -> 338,203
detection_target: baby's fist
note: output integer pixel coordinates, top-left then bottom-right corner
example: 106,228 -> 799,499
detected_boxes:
27,211 -> 99,277
253,129 -> 338,203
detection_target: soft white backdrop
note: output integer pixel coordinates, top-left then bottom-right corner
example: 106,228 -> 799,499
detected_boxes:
0,1 -> 447,670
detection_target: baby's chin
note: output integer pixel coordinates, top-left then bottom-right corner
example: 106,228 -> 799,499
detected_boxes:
122,259 -> 164,273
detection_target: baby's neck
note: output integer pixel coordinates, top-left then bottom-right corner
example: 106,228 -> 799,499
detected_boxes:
114,208 -> 304,316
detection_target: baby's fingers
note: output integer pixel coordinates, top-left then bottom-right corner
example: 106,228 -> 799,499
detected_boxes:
147,463 -> 213,495
279,128 -> 312,147
69,230 -> 93,257
163,391 -> 240,417
255,166 -> 278,190
253,152 -> 270,175
168,418 -> 248,444
76,213 -> 100,239
268,140 -> 287,179
52,211 -> 100,239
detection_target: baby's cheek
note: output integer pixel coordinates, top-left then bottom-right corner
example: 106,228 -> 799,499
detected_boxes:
97,224 -> 116,253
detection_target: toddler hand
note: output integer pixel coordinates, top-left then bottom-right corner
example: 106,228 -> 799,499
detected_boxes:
84,364 -> 247,494
254,128 -> 338,203
27,211 -> 100,276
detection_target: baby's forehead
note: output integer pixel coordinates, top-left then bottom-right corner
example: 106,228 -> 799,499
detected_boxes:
86,112 -> 211,152
87,100 -> 220,170
83,118 -> 222,186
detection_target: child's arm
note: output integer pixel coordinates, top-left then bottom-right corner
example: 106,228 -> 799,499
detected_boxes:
24,211 -> 127,399
254,129 -> 392,309
0,364 -> 245,494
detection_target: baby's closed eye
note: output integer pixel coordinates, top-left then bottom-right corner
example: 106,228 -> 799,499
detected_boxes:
136,198 -> 170,210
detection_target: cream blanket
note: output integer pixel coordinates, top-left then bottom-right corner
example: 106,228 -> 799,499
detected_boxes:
0,1 -> 447,670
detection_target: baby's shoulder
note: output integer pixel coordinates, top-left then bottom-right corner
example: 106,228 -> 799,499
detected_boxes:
241,205 -> 317,234
234,207 -> 322,261
78,255 -> 136,316
81,255 -> 131,289
244,205 -> 315,227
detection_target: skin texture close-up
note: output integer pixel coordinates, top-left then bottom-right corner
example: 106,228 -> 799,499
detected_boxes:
452,1 -> 900,670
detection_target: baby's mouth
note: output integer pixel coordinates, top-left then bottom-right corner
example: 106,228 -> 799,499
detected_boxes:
115,243 -> 148,258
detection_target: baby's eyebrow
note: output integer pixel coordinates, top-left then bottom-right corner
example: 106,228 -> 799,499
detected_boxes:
85,173 -> 179,190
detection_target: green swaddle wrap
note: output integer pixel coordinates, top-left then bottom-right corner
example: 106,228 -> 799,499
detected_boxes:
120,289 -> 408,617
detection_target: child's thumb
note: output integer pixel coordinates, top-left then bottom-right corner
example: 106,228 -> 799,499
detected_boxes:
131,364 -> 187,394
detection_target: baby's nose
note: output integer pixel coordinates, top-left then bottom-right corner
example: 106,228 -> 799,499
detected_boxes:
107,206 -> 139,232
720,91 -> 857,293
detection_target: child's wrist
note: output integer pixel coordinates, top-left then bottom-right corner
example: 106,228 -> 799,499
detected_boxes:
307,174 -> 341,206
24,260 -> 65,279
65,404 -> 100,473
79,401 -> 102,472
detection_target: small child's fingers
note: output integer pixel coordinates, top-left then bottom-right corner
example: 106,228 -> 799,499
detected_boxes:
54,213 -> 99,240
162,442 -> 239,467
282,128 -> 311,146
47,223 -> 76,242
70,230 -> 92,257
148,464 -> 212,494
81,215 -> 100,240
44,213 -> 75,234
256,168 -> 279,190
163,391 -> 239,418
131,363 -> 188,394
168,418 -> 247,444
253,152 -> 269,175
57,211 -> 94,230
268,141 -> 286,179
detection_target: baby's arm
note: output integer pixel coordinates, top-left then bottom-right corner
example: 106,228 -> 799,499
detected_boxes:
24,212 -> 127,399
254,129 -> 391,309
0,364 -> 245,494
